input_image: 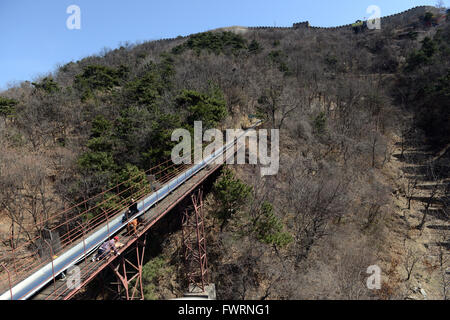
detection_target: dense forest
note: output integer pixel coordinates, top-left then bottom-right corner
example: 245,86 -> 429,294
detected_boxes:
0,5 -> 448,300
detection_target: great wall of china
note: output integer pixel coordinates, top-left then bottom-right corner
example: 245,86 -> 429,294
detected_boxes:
249,5 -> 439,30
138,6 -> 443,45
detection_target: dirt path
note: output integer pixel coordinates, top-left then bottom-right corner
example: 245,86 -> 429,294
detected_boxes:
381,133 -> 449,299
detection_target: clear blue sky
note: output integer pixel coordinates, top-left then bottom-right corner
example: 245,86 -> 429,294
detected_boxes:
0,0 -> 445,90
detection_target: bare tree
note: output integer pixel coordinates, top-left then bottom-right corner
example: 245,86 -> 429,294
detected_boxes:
417,164 -> 441,230
405,178 -> 419,210
335,243 -> 374,299
284,160 -> 349,266
256,75 -> 303,130
0,154 -> 59,251
403,244 -> 422,281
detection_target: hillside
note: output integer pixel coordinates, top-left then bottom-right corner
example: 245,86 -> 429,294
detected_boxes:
0,5 -> 448,300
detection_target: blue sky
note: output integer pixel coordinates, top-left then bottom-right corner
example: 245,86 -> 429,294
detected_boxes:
0,0 -> 445,90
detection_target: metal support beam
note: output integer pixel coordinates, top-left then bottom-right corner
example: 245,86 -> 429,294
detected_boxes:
109,238 -> 146,300
182,189 -> 208,292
